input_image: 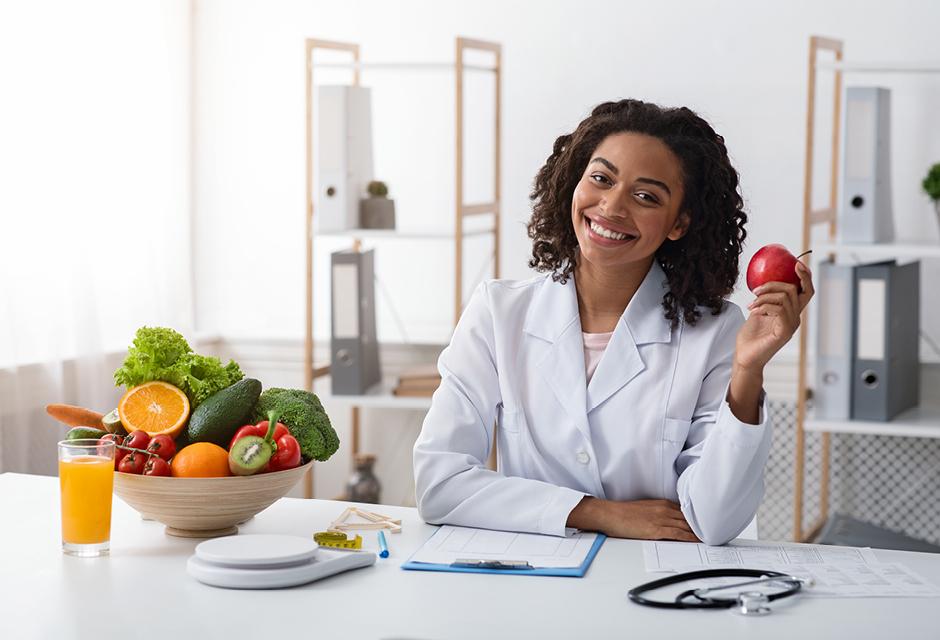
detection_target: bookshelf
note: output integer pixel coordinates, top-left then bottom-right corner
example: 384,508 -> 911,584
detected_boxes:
302,38 -> 502,498
794,36 -> 940,541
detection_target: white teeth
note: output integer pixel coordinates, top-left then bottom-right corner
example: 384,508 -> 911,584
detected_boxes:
589,220 -> 631,241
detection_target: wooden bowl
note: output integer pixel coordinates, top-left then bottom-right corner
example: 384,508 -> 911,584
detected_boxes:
113,461 -> 313,538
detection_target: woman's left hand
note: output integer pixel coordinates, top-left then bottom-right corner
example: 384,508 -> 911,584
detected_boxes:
735,260 -> 815,372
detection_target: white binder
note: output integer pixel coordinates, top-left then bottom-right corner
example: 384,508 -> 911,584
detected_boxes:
316,86 -> 374,232
838,87 -> 894,244
815,260 -> 855,420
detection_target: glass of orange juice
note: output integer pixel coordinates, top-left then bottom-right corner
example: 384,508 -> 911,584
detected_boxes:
58,438 -> 115,557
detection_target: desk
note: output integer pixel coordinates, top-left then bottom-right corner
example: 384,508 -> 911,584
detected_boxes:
1,472 -> 938,639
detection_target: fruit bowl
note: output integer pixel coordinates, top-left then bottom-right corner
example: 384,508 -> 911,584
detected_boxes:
113,460 -> 313,538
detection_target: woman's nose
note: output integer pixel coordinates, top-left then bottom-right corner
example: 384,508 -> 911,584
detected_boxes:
601,188 -> 630,218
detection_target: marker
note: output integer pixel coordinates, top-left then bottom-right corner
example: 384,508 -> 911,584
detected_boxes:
377,530 -> 389,558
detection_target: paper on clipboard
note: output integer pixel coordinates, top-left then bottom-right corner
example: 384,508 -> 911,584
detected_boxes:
409,525 -> 599,569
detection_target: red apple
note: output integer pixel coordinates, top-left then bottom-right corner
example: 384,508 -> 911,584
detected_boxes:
746,244 -> 810,293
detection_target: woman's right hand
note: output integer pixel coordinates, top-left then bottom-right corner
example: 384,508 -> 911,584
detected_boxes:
567,496 -> 700,542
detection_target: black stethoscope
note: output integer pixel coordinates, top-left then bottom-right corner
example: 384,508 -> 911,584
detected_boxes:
628,569 -> 811,616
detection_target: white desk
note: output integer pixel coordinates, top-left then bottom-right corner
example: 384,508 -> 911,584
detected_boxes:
1,472 -> 938,639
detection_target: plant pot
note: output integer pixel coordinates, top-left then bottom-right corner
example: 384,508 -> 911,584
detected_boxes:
360,197 -> 395,230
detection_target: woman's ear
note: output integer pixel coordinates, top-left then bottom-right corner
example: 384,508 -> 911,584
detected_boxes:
666,211 -> 691,241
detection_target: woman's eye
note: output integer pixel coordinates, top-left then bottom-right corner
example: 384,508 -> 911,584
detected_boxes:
636,192 -> 659,204
590,173 -> 611,186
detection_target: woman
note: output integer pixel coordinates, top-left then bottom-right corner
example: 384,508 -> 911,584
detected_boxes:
413,99 -> 813,545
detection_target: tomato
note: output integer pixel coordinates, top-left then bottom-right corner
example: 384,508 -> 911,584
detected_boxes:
124,430 -> 151,451
143,456 -> 171,476
267,433 -> 301,472
147,434 -> 176,461
99,434 -> 126,469
229,422 -> 289,451
117,450 -> 147,474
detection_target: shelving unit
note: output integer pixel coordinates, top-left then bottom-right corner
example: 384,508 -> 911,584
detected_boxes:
794,35 -> 940,541
302,37 -> 502,498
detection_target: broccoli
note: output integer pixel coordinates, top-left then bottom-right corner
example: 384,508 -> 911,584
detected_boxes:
253,388 -> 340,462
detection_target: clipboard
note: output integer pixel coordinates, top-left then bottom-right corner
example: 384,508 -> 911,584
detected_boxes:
401,527 -> 606,578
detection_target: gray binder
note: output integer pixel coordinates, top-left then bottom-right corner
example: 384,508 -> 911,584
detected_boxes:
815,260 -> 856,420
330,249 -> 381,395
851,260 -> 920,421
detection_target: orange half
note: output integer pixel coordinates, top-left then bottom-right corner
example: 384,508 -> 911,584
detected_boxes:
118,381 -> 190,438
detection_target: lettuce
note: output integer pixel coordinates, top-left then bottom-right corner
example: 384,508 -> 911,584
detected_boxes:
113,327 -> 243,407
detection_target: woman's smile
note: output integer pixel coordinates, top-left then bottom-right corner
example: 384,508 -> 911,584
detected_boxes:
582,213 -> 638,246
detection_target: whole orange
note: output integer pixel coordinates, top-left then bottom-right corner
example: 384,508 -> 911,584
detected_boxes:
170,442 -> 231,478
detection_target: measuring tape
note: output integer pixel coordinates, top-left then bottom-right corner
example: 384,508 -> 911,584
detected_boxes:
314,531 -> 363,550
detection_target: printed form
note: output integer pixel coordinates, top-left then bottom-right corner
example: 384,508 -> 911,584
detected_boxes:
643,540 -> 940,597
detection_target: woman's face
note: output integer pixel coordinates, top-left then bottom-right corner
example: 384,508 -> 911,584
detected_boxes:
570,132 -> 689,274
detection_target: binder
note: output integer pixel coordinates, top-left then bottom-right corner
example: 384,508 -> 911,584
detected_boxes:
838,86 -> 894,244
330,249 -> 382,395
852,260 -> 920,421
815,260 -> 856,420
401,526 -> 606,578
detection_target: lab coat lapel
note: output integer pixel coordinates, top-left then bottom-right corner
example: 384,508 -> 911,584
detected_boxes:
524,276 -> 589,438
586,262 -> 673,413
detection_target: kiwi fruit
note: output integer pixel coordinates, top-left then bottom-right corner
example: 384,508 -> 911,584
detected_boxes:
228,435 -> 274,476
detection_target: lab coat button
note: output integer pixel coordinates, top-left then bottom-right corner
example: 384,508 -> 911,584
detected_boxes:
576,451 -> 590,465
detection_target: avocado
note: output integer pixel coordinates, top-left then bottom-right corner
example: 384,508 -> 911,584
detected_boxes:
66,427 -> 108,440
185,378 -> 262,448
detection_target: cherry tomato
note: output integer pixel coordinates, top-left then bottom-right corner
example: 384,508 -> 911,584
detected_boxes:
143,456 -> 171,476
267,434 -> 301,472
117,451 -> 147,475
124,430 -> 151,451
147,434 -> 176,461
99,434 -> 126,469
229,422 -> 289,451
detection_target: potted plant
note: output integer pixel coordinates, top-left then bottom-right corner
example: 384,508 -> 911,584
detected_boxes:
359,180 -> 396,230
923,162 -> 940,228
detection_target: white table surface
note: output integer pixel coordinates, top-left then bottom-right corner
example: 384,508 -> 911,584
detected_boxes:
2,472 -> 939,640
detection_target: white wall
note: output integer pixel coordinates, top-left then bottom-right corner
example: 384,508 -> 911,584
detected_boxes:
193,0 -> 940,499
194,0 -> 940,348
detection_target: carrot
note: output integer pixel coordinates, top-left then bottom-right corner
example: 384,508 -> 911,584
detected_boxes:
46,404 -> 105,429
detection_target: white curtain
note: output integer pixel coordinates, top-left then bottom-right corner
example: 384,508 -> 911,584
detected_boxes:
0,0 -> 193,474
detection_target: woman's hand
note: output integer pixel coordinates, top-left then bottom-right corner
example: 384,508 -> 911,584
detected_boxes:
736,260 -> 815,372
567,496 -> 700,542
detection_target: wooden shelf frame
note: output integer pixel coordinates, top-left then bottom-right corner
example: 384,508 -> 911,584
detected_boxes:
302,37 -> 502,499
794,35 -> 843,543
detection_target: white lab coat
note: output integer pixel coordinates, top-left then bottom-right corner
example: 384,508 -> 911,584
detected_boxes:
413,261 -> 772,545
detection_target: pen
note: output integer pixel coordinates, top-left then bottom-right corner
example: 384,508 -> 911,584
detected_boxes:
377,530 -> 389,558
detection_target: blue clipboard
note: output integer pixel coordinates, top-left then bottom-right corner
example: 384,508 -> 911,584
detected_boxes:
401,532 -> 606,577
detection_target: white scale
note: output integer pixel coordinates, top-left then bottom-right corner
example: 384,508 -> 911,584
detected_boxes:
187,534 -> 377,589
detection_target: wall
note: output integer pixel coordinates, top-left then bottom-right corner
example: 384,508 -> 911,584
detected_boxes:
192,0 -> 940,499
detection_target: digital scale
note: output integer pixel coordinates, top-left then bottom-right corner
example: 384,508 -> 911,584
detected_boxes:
186,534 -> 376,589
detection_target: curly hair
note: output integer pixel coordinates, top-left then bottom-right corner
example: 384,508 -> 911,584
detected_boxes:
527,99 -> 747,328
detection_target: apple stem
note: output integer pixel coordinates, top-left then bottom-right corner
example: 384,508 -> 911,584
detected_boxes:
796,249 -> 813,260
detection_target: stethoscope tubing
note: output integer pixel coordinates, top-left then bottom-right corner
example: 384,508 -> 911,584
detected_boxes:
628,568 -> 803,610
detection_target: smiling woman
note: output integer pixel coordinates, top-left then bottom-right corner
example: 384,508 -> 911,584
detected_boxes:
413,98 -> 813,545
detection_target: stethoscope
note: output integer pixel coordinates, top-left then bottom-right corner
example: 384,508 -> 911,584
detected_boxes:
628,569 -> 813,616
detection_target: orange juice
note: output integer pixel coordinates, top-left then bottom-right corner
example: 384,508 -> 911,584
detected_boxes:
59,455 -> 113,544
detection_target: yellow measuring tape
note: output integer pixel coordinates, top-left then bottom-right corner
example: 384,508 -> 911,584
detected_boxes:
314,531 -> 363,550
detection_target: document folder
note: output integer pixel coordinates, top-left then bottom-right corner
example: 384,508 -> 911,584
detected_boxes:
401,525 -> 606,578
815,260 -> 856,420
852,260 -> 920,421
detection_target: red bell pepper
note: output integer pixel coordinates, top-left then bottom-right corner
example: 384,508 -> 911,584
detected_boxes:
229,417 -> 302,472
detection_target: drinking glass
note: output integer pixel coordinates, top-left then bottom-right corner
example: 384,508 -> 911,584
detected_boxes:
58,438 -> 114,557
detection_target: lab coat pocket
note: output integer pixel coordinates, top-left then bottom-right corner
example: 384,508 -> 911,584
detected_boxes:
661,418 -> 691,498
496,406 -> 528,477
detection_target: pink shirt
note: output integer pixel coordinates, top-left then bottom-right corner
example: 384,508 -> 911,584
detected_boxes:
582,331 -> 613,384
